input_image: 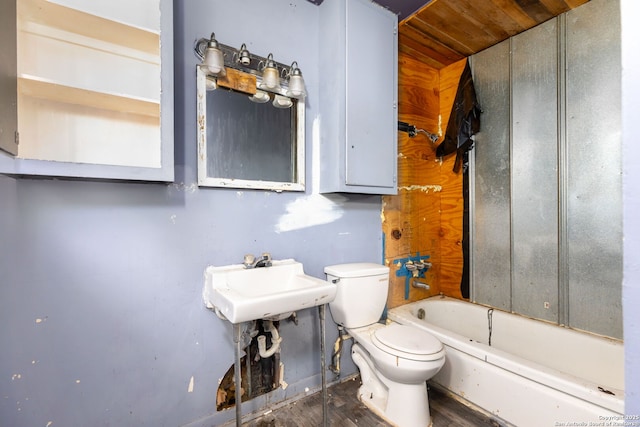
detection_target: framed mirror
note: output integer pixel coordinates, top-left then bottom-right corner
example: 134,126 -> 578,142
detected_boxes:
196,66 -> 305,191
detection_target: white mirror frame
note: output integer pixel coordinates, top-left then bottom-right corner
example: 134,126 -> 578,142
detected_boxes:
196,66 -> 305,192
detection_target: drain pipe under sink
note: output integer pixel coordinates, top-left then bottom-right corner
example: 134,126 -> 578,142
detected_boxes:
257,320 -> 282,358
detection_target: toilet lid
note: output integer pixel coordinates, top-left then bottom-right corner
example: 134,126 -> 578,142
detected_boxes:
372,324 -> 443,359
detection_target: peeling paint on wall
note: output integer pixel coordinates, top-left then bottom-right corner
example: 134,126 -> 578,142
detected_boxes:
398,185 -> 443,193
188,376 -> 195,393
171,182 -> 198,193
276,194 -> 345,232
278,362 -> 287,389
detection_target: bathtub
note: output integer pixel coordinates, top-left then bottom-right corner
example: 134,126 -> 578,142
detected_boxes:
388,296 -> 624,427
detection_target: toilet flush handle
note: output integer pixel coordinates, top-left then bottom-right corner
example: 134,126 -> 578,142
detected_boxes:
331,278 -> 340,284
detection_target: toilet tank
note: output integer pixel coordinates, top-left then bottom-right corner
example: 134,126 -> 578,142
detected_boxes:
324,263 -> 390,328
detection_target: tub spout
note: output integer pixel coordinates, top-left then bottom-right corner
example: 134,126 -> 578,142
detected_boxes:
412,279 -> 430,290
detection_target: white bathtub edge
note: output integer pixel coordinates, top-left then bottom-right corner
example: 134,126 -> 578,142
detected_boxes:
388,301 -> 624,420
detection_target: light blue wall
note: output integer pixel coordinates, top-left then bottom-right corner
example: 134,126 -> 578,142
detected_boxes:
0,1 -> 377,425
621,0 -> 640,417
2,0 -> 640,423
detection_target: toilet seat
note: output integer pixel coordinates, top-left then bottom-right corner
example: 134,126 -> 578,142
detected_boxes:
372,323 -> 444,362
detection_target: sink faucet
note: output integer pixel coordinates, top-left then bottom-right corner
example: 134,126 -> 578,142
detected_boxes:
243,253 -> 272,269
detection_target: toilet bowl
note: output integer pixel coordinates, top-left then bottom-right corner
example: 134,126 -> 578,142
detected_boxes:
325,263 -> 446,427
348,322 -> 445,427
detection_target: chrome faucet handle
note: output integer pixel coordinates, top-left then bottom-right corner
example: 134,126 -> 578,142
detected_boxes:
243,254 -> 256,267
259,252 -> 272,267
405,262 -> 419,277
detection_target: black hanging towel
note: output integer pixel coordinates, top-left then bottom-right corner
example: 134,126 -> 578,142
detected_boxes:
436,60 -> 481,173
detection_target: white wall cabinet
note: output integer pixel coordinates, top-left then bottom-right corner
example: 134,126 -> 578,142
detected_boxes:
0,0 -> 173,182
319,0 -> 398,194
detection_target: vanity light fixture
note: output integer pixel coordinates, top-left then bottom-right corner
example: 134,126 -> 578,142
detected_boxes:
272,94 -> 293,108
194,33 -> 306,103
285,62 -> 306,98
259,53 -> 281,91
203,33 -> 226,76
249,89 -> 270,103
205,75 -> 218,91
236,43 -> 251,66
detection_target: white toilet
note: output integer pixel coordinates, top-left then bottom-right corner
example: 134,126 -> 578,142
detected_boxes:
325,263 -> 445,427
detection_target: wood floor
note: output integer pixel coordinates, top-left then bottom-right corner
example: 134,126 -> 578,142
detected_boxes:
243,376 -> 499,427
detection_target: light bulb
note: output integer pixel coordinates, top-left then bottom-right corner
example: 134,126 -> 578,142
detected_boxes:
238,43 -> 251,66
273,94 -> 293,109
287,74 -> 306,97
205,76 -> 217,91
249,89 -> 270,103
203,33 -> 225,76
286,62 -> 306,98
259,54 -> 281,90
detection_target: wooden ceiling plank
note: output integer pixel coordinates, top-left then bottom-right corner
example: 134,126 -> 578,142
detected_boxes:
405,16 -> 476,56
442,0 -> 527,39
399,27 -> 465,67
408,10 -> 479,54
514,0 -> 556,22
488,0 -> 539,29
399,0 -> 444,25
400,24 -> 466,60
438,1 -> 510,41
398,0 -> 593,76
565,0 -> 591,9
423,1 -> 503,52
537,0 -> 575,15
399,43 -> 448,69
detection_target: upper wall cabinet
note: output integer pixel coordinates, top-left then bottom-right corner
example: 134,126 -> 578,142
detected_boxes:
319,0 -> 398,194
0,0 -> 174,181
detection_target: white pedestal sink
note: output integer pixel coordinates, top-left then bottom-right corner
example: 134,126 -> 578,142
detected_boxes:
202,258 -> 335,427
203,258 -> 337,324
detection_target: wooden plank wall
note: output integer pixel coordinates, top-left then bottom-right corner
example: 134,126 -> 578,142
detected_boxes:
383,55 -> 467,308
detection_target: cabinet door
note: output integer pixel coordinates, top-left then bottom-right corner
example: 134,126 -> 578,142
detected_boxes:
345,0 -> 397,189
0,0 -> 173,182
0,0 -> 18,156
319,0 -> 397,194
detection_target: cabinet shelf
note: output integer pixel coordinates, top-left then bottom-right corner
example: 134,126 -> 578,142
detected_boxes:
18,0 -> 159,56
0,0 -> 173,181
19,75 -> 160,118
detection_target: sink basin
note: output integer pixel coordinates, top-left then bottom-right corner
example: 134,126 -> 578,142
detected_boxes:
203,259 -> 337,323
